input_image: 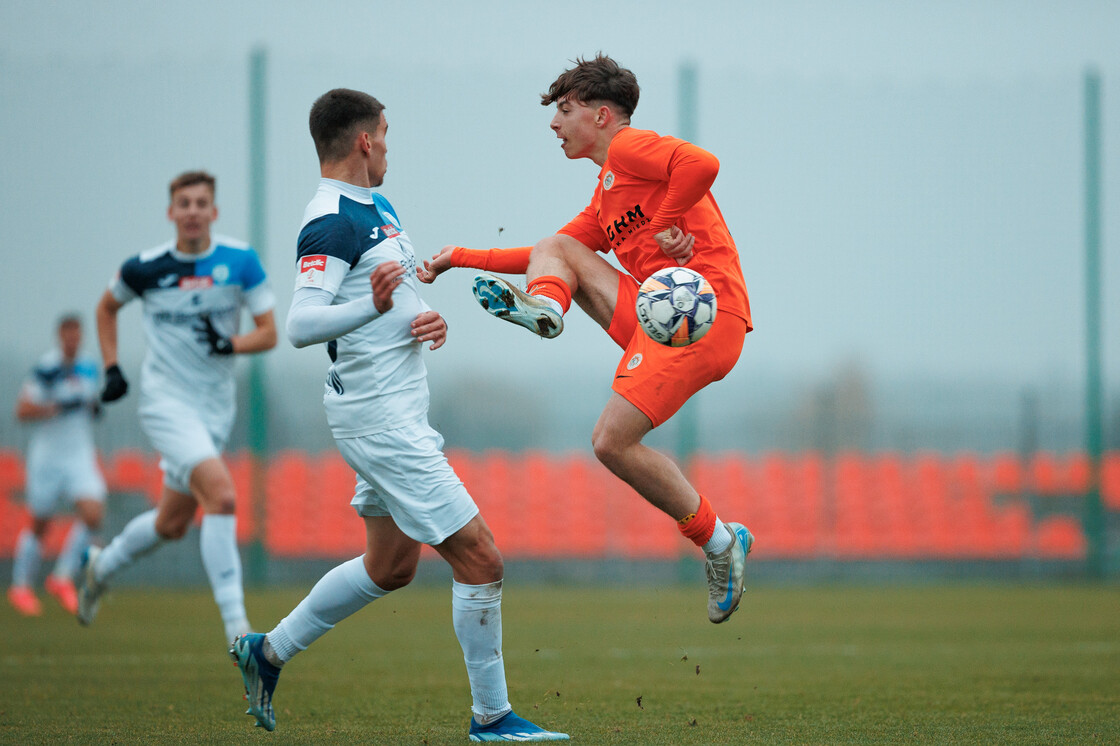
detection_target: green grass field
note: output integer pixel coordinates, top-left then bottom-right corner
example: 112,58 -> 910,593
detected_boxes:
1,584 -> 1117,744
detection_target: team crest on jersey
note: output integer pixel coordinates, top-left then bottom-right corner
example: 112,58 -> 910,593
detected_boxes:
180,276 -> 213,290
603,171 -> 615,190
626,353 -> 643,370
211,264 -> 230,284
296,254 -> 328,288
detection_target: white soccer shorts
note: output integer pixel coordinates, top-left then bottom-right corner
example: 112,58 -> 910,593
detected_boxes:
25,447 -> 107,518
335,418 -> 479,546
138,393 -> 231,494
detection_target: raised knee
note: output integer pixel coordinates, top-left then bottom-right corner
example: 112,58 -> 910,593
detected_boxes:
533,234 -> 566,258
592,430 -> 622,469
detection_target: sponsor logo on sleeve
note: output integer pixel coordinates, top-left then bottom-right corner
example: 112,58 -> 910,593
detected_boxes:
296,254 -> 328,289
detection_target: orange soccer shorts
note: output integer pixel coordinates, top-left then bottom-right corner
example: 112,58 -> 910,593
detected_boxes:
608,272 -> 748,428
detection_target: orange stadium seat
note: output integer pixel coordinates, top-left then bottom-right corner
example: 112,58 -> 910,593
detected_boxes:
1028,453 -> 1061,496
1103,454 -> 1120,510
265,452 -> 313,556
1034,516 -> 1086,559
991,452 -> 1023,494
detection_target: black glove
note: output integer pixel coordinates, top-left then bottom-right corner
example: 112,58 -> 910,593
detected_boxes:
101,364 -> 129,402
194,313 -> 234,355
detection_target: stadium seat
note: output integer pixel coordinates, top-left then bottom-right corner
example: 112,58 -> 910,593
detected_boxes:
1034,516 -> 1087,559
1103,454 -> 1120,510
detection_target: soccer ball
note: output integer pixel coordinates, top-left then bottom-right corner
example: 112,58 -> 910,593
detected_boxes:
635,267 -> 717,347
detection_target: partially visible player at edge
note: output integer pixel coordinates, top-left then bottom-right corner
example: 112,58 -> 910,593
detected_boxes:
78,171 -> 277,644
418,54 -> 755,624
229,88 -> 567,741
8,314 -> 106,617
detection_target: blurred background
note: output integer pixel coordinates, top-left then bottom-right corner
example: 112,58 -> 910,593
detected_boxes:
1,1 -> 1118,582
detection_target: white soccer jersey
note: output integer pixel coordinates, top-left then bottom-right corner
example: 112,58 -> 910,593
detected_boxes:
293,179 -> 431,438
108,236 -> 275,409
19,348 -> 101,466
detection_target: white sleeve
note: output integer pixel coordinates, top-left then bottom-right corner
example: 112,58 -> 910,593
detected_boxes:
286,286 -> 380,348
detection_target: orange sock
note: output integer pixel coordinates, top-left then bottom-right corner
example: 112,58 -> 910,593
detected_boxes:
527,275 -> 572,313
450,246 -> 532,274
677,495 -> 717,546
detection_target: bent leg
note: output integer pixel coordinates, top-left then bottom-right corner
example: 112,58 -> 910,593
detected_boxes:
94,488 -> 190,583
527,234 -> 620,331
267,516 -> 418,664
592,393 -> 702,519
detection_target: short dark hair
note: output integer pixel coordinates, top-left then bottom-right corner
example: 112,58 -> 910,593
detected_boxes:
169,170 -> 216,200
57,313 -> 81,331
309,88 -> 386,164
540,54 -> 639,119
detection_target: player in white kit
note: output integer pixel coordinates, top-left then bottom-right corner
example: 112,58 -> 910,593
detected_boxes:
229,89 -> 568,742
77,171 -> 277,644
8,315 -> 106,617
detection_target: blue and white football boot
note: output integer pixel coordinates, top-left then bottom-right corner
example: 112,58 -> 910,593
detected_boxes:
472,273 -> 563,339
469,710 -> 569,741
230,633 -> 281,731
706,522 -> 754,623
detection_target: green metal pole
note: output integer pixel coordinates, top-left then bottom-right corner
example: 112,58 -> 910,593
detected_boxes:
1082,68 -> 1105,579
676,61 -> 700,463
246,46 -> 269,585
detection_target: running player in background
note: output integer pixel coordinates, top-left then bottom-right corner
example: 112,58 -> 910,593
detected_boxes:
230,88 -> 567,742
418,54 -> 755,624
77,171 -> 277,644
8,314 -> 106,617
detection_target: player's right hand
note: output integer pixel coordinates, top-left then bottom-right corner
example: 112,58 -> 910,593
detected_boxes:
369,261 -> 407,314
654,226 -> 695,265
416,246 -> 455,284
101,364 -> 129,403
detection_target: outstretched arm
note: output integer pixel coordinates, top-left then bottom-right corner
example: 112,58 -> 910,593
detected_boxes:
417,245 -> 534,283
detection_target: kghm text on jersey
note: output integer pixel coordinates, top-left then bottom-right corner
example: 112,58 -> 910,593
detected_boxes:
606,204 -> 648,244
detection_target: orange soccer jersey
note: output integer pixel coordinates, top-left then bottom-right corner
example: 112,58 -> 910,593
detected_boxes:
557,127 -> 752,330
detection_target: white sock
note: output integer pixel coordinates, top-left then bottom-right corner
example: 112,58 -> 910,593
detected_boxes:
268,556 -> 387,664
12,529 -> 41,588
536,295 -> 563,316
199,514 -> 249,641
53,521 -> 91,580
452,579 -> 512,724
94,508 -> 162,583
703,518 -> 732,555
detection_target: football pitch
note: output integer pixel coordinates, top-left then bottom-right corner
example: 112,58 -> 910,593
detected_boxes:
1,584 -> 1117,744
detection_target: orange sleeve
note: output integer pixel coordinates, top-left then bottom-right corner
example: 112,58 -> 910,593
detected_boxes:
449,246 -> 532,274
612,132 -> 720,233
557,203 -> 609,252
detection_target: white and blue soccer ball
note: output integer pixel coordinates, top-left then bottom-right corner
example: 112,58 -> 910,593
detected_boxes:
635,266 -> 717,347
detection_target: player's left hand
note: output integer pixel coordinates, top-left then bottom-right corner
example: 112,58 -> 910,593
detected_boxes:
411,310 -> 447,350
193,313 -> 234,355
654,226 -> 695,265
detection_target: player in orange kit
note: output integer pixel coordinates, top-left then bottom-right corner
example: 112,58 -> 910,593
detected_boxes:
419,54 -> 754,623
